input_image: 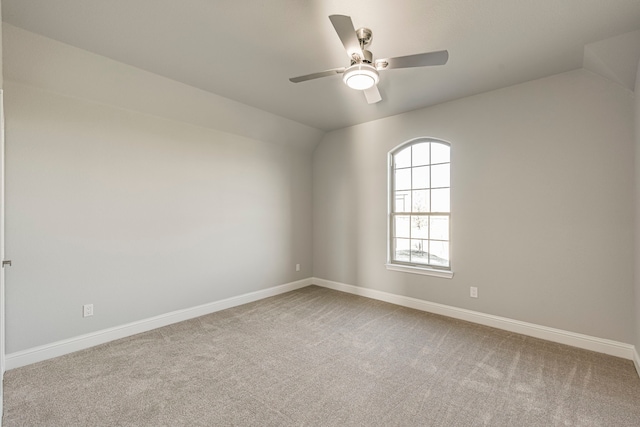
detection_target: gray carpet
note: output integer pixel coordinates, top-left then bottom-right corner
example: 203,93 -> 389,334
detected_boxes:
3,285 -> 640,426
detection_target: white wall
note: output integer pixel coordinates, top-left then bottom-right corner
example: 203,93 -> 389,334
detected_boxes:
3,27 -> 319,353
313,69 -> 635,343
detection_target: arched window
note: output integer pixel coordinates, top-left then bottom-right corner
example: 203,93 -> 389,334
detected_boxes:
388,138 -> 452,277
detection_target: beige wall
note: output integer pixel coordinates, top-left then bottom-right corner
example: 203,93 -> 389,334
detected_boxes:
313,69 -> 635,343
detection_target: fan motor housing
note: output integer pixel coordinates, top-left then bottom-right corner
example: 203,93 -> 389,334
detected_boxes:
353,49 -> 374,65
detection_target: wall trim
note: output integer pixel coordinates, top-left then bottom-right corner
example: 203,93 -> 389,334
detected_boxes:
6,278 -> 313,370
634,347 -> 640,378
312,277 -> 637,362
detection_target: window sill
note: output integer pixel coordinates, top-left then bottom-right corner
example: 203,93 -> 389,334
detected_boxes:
385,263 -> 454,279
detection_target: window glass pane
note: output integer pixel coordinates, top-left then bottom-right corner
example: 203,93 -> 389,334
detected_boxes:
431,188 -> 450,212
394,238 -> 411,262
412,143 -> 430,166
411,189 -> 430,212
394,215 -> 410,238
429,241 -> 450,267
410,239 -> 429,264
431,143 -> 450,164
430,216 -> 449,240
395,169 -> 411,190
411,216 -> 429,239
394,190 -> 411,212
412,166 -> 429,189
394,147 -> 411,169
431,164 -> 450,188
390,140 -> 451,270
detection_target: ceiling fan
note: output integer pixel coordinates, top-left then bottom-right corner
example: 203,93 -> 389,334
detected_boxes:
289,15 -> 449,104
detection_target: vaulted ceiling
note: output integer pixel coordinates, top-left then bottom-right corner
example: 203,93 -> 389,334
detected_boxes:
3,0 -> 640,131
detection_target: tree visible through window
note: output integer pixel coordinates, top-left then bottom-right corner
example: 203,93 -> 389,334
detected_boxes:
389,139 -> 450,270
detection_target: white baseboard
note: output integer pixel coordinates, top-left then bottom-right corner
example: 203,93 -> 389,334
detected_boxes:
312,277 -> 637,362
6,278 -> 313,370
7,276 -> 638,379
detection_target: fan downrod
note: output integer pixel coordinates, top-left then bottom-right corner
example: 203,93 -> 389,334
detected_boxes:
350,28 -> 373,65
356,27 -> 372,49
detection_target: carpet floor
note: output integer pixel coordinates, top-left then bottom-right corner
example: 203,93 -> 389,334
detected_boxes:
3,285 -> 640,426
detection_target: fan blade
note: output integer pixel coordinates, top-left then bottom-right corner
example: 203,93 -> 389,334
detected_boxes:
363,85 -> 382,104
289,67 -> 346,83
329,15 -> 365,60
376,50 -> 449,70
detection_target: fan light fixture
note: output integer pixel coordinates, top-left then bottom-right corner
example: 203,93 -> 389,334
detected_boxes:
343,63 -> 379,90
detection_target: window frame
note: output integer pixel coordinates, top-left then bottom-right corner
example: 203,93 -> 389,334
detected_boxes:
386,138 -> 453,279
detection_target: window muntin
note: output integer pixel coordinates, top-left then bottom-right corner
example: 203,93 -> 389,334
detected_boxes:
389,139 -> 451,270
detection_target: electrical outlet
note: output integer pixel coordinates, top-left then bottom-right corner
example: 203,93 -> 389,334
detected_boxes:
83,304 -> 94,317
470,287 -> 478,298
296,264 -> 301,272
